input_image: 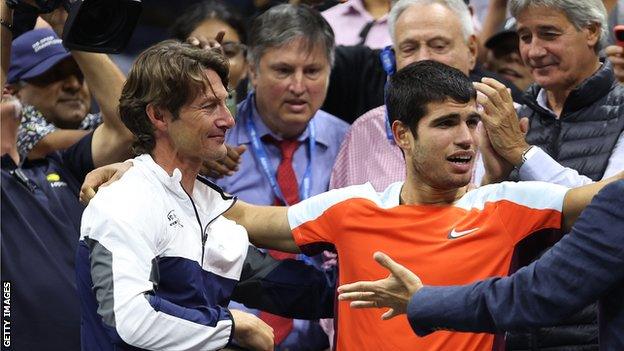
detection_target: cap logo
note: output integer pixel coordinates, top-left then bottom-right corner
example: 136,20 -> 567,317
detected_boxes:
32,36 -> 63,53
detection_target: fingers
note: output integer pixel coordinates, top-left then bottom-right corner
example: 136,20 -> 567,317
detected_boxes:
79,187 -> 96,205
186,36 -> 223,53
350,301 -> 377,309
381,308 -> 399,320
338,291 -> 376,301
373,252 -> 411,280
338,280 -> 380,295
519,117 -> 529,135
215,31 -> 225,44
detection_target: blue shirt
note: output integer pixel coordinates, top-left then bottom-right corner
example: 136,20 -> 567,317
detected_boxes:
407,180 -> 624,350
1,133 -> 94,350
216,101 -> 348,350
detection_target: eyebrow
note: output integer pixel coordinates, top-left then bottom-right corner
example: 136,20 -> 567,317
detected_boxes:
429,113 -> 461,124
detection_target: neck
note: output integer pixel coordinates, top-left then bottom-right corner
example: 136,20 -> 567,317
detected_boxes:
151,141 -> 201,195
546,59 -> 601,117
363,0 -> 390,19
400,172 -> 467,206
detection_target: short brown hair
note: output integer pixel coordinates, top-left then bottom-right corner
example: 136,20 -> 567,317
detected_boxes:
119,40 -> 229,155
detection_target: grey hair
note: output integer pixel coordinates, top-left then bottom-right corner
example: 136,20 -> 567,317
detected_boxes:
389,0 -> 474,45
510,0 -> 608,53
247,4 -> 335,68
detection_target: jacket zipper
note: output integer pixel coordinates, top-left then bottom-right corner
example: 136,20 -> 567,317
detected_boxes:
183,189 -> 206,265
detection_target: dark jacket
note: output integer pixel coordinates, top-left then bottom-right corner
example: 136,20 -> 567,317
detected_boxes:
519,60 -> 624,181
407,180 -> 624,351
507,60 -> 624,350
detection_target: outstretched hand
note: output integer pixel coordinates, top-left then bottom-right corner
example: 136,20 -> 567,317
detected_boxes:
337,252 -> 423,320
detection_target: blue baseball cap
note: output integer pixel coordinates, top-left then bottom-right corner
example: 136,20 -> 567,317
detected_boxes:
7,28 -> 72,84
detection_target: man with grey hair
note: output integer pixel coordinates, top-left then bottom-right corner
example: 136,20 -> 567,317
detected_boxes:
214,4 -> 348,350
330,0 -> 492,191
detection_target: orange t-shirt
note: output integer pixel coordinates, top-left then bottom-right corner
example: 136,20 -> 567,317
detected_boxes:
288,181 -> 568,351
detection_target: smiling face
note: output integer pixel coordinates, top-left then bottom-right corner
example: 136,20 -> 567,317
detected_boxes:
400,98 -> 480,190
165,69 -> 235,164
16,57 -> 91,129
249,37 -> 330,139
516,6 -> 601,93
393,3 -> 477,74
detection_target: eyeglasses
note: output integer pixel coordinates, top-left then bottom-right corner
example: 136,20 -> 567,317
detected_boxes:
221,42 -> 246,59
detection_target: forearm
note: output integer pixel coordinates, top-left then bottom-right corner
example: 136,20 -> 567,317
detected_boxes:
477,0 -> 508,63
225,201 -> 300,253
519,147 -> 594,187
231,246 -> 334,318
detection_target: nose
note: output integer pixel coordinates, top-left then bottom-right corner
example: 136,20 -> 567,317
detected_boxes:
62,74 -> 82,93
288,71 -> 305,96
216,104 -> 235,130
455,122 -> 475,149
524,38 -> 547,60
415,47 -> 433,62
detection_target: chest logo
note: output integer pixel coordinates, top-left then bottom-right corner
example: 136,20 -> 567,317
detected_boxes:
448,227 -> 479,239
167,210 -> 183,228
46,172 -> 67,188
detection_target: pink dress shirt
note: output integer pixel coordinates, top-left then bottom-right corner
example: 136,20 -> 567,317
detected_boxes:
329,105 -> 405,190
321,0 -> 392,49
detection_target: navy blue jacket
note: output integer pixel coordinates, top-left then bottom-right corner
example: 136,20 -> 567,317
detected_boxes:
407,180 -> 624,350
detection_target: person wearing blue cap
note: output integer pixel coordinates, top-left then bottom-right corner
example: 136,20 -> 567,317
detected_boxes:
1,5 -> 134,350
5,27 -> 104,160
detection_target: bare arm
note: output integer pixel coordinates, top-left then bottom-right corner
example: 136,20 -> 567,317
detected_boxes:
43,9 -> 134,167
224,201 -> 300,253
562,171 -> 624,232
477,0 -> 508,64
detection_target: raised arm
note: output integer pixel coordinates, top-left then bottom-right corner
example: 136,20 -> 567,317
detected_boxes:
42,9 -> 133,167
224,200 -> 300,253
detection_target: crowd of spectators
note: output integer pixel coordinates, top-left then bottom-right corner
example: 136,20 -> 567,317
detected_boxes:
1,0 -> 624,350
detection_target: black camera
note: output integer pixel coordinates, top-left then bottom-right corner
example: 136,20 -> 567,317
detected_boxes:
8,0 -> 142,54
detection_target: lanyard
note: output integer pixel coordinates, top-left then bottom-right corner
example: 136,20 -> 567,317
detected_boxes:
242,92 -> 315,206
383,80 -> 395,142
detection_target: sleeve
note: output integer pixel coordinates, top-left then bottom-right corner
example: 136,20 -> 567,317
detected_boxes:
81,202 -> 234,350
16,105 -> 57,158
603,131 -> 624,178
407,180 -> 624,336
79,112 -> 103,130
61,132 -> 96,184
230,246 -> 334,319
519,146 -> 594,187
287,186 -> 361,255
490,181 -> 568,244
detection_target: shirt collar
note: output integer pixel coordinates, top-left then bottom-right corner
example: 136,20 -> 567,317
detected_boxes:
134,154 -> 235,218
234,94 -> 331,148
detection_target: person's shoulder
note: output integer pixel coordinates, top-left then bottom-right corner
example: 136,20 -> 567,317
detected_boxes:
345,105 -> 387,138
457,181 -> 567,210
314,109 -> 349,132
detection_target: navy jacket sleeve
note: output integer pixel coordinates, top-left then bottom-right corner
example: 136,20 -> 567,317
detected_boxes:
230,246 -> 335,319
407,180 -> 624,336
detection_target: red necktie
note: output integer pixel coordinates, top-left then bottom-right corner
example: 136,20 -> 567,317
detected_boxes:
259,138 -> 300,345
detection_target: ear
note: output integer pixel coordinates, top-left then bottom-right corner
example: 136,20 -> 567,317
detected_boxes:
467,34 -> 478,71
392,120 -> 413,151
247,64 -> 258,89
146,104 -> 169,132
584,22 -> 601,49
